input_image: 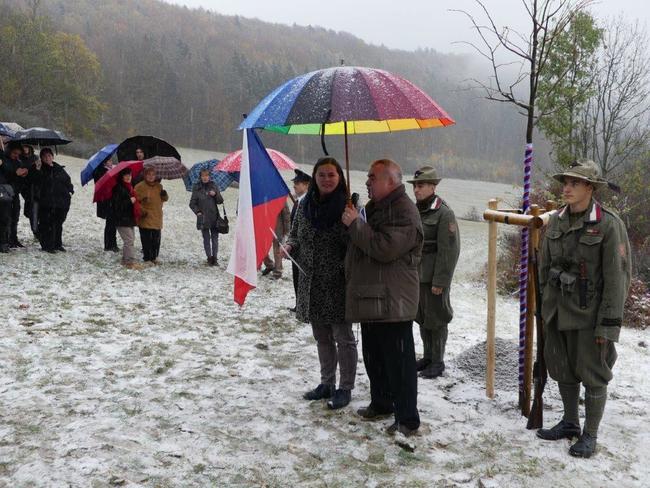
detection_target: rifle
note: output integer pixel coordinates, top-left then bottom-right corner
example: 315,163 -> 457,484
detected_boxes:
527,247 -> 547,429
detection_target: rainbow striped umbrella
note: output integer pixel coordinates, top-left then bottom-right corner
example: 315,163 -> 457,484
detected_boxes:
239,66 -> 454,190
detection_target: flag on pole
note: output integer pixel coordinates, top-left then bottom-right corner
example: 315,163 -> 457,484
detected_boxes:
227,129 -> 290,305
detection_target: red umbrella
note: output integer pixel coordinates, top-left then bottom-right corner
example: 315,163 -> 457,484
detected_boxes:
216,148 -> 297,172
93,160 -> 144,203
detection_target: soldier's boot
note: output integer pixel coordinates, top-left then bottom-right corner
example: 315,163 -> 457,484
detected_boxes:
357,404 -> 394,420
415,358 -> 431,371
419,361 -> 445,379
536,420 -> 581,440
303,383 -> 334,401
569,432 -> 597,458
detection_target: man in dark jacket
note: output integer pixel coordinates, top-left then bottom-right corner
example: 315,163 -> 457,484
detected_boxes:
33,148 -> 74,253
342,159 -> 423,437
3,142 -> 29,247
94,160 -> 118,251
0,151 -> 14,252
288,169 -> 311,311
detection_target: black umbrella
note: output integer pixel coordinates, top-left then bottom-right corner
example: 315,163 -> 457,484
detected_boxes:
116,135 -> 181,162
12,127 -> 72,146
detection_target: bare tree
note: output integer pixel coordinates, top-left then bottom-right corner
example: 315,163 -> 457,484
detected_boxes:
576,18 -> 650,178
453,0 -> 593,144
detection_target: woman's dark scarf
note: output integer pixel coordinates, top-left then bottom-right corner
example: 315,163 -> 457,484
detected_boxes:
302,183 -> 347,230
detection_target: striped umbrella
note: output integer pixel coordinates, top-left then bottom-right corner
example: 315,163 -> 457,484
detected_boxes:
239,66 -> 454,192
143,156 -> 188,180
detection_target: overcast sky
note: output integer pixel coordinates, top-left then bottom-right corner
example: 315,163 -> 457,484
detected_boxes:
163,0 -> 648,54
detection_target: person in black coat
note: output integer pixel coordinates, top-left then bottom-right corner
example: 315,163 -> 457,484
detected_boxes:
93,160 -> 118,251
33,148 -> 74,253
2,142 -> 30,247
0,150 -> 14,252
19,145 -> 40,240
288,169 -> 311,311
110,168 -> 141,269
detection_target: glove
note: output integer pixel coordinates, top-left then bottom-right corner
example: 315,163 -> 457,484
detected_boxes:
160,190 -> 168,198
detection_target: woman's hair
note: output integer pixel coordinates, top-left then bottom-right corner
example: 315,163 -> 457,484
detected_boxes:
199,169 -> 211,176
143,166 -> 156,175
120,168 -> 132,177
309,157 -> 347,197
39,147 -> 54,158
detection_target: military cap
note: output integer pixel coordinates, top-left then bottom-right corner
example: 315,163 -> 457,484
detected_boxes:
291,169 -> 311,183
407,166 -> 441,185
552,159 -> 607,188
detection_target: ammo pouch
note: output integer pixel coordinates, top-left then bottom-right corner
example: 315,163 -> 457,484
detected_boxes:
549,266 -> 576,294
422,240 -> 438,253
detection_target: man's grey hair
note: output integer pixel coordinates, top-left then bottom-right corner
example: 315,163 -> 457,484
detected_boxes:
371,159 -> 403,185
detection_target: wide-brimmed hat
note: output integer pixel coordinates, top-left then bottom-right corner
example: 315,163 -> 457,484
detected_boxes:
407,166 -> 441,185
291,169 -> 311,183
552,159 -> 608,188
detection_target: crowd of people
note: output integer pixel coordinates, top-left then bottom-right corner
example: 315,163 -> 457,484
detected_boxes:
0,144 -> 632,458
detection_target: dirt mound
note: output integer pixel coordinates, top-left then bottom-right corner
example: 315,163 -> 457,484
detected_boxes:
453,337 -> 519,391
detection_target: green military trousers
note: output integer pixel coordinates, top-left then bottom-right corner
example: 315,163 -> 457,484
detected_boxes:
416,284 -> 453,364
544,317 -> 617,436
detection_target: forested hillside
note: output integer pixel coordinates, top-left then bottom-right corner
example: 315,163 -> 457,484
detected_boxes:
0,0 -> 539,181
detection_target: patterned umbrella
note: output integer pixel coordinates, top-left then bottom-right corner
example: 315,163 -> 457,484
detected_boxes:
0,123 -> 16,138
93,160 -> 144,203
182,159 -> 239,192
143,156 -> 188,180
239,66 -> 454,192
216,148 -> 297,172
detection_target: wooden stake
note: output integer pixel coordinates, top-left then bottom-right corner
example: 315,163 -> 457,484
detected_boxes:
486,199 -> 498,399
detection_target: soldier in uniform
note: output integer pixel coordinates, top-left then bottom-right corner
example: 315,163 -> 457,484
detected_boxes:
537,159 -> 631,458
407,166 -> 460,379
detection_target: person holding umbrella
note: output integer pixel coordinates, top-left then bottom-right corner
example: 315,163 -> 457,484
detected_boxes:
0,152 -> 14,252
190,169 -> 224,266
93,159 -> 118,252
2,142 -> 29,248
32,148 -> 74,253
110,168 -> 142,269
135,166 -> 168,265
21,145 -> 40,241
285,157 -> 357,410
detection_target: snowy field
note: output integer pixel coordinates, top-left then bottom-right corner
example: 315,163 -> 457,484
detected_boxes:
1,149 -> 648,487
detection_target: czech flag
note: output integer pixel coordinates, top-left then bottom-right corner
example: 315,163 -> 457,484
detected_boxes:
227,129 -> 290,305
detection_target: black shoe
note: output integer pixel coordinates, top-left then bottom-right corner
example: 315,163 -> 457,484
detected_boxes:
386,422 -> 418,437
13,240 -> 24,248
261,266 -> 274,276
419,362 -> 445,379
303,383 -> 334,401
0,245 -> 9,253
42,248 -> 57,254
569,432 -> 597,458
416,357 -> 431,371
57,246 -> 66,252
327,389 -> 351,410
208,256 -> 216,266
357,404 -> 394,420
537,420 -> 581,441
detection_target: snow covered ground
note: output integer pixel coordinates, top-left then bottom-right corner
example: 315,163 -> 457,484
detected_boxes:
1,150 -> 648,487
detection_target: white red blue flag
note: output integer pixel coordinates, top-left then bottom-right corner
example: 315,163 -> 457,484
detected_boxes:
227,129 -> 290,305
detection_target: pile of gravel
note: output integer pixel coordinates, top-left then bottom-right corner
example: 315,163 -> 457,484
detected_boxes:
453,337 -> 519,391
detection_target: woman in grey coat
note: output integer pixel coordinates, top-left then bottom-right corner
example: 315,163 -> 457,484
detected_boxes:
189,169 -> 224,266
285,157 -> 357,410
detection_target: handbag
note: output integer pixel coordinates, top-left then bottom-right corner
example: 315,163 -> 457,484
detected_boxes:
0,184 -> 14,203
196,213 -> 204,230
216,205 -> 229,234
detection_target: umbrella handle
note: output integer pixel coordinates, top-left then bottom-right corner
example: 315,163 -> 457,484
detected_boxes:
320,109 -> 332,156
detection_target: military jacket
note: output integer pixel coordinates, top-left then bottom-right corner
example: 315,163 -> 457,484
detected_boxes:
540,199 -> 631,342
418,196 -> 460,287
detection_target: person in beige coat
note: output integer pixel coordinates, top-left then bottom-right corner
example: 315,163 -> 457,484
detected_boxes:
134,166 -> 168,264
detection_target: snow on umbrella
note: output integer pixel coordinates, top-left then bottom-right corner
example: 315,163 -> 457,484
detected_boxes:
80,143 -> 119,186
216,148 -> 297,172
116,135 -> 181,162
93,160 -> 144,203
11,127 -> 72,146
142,155 -> 188,180
239,65 -> 454,192
182,159 -> 239,192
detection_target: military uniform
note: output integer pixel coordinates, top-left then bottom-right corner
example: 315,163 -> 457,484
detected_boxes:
538,160 -> 631,458
408,167 -> 460,378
